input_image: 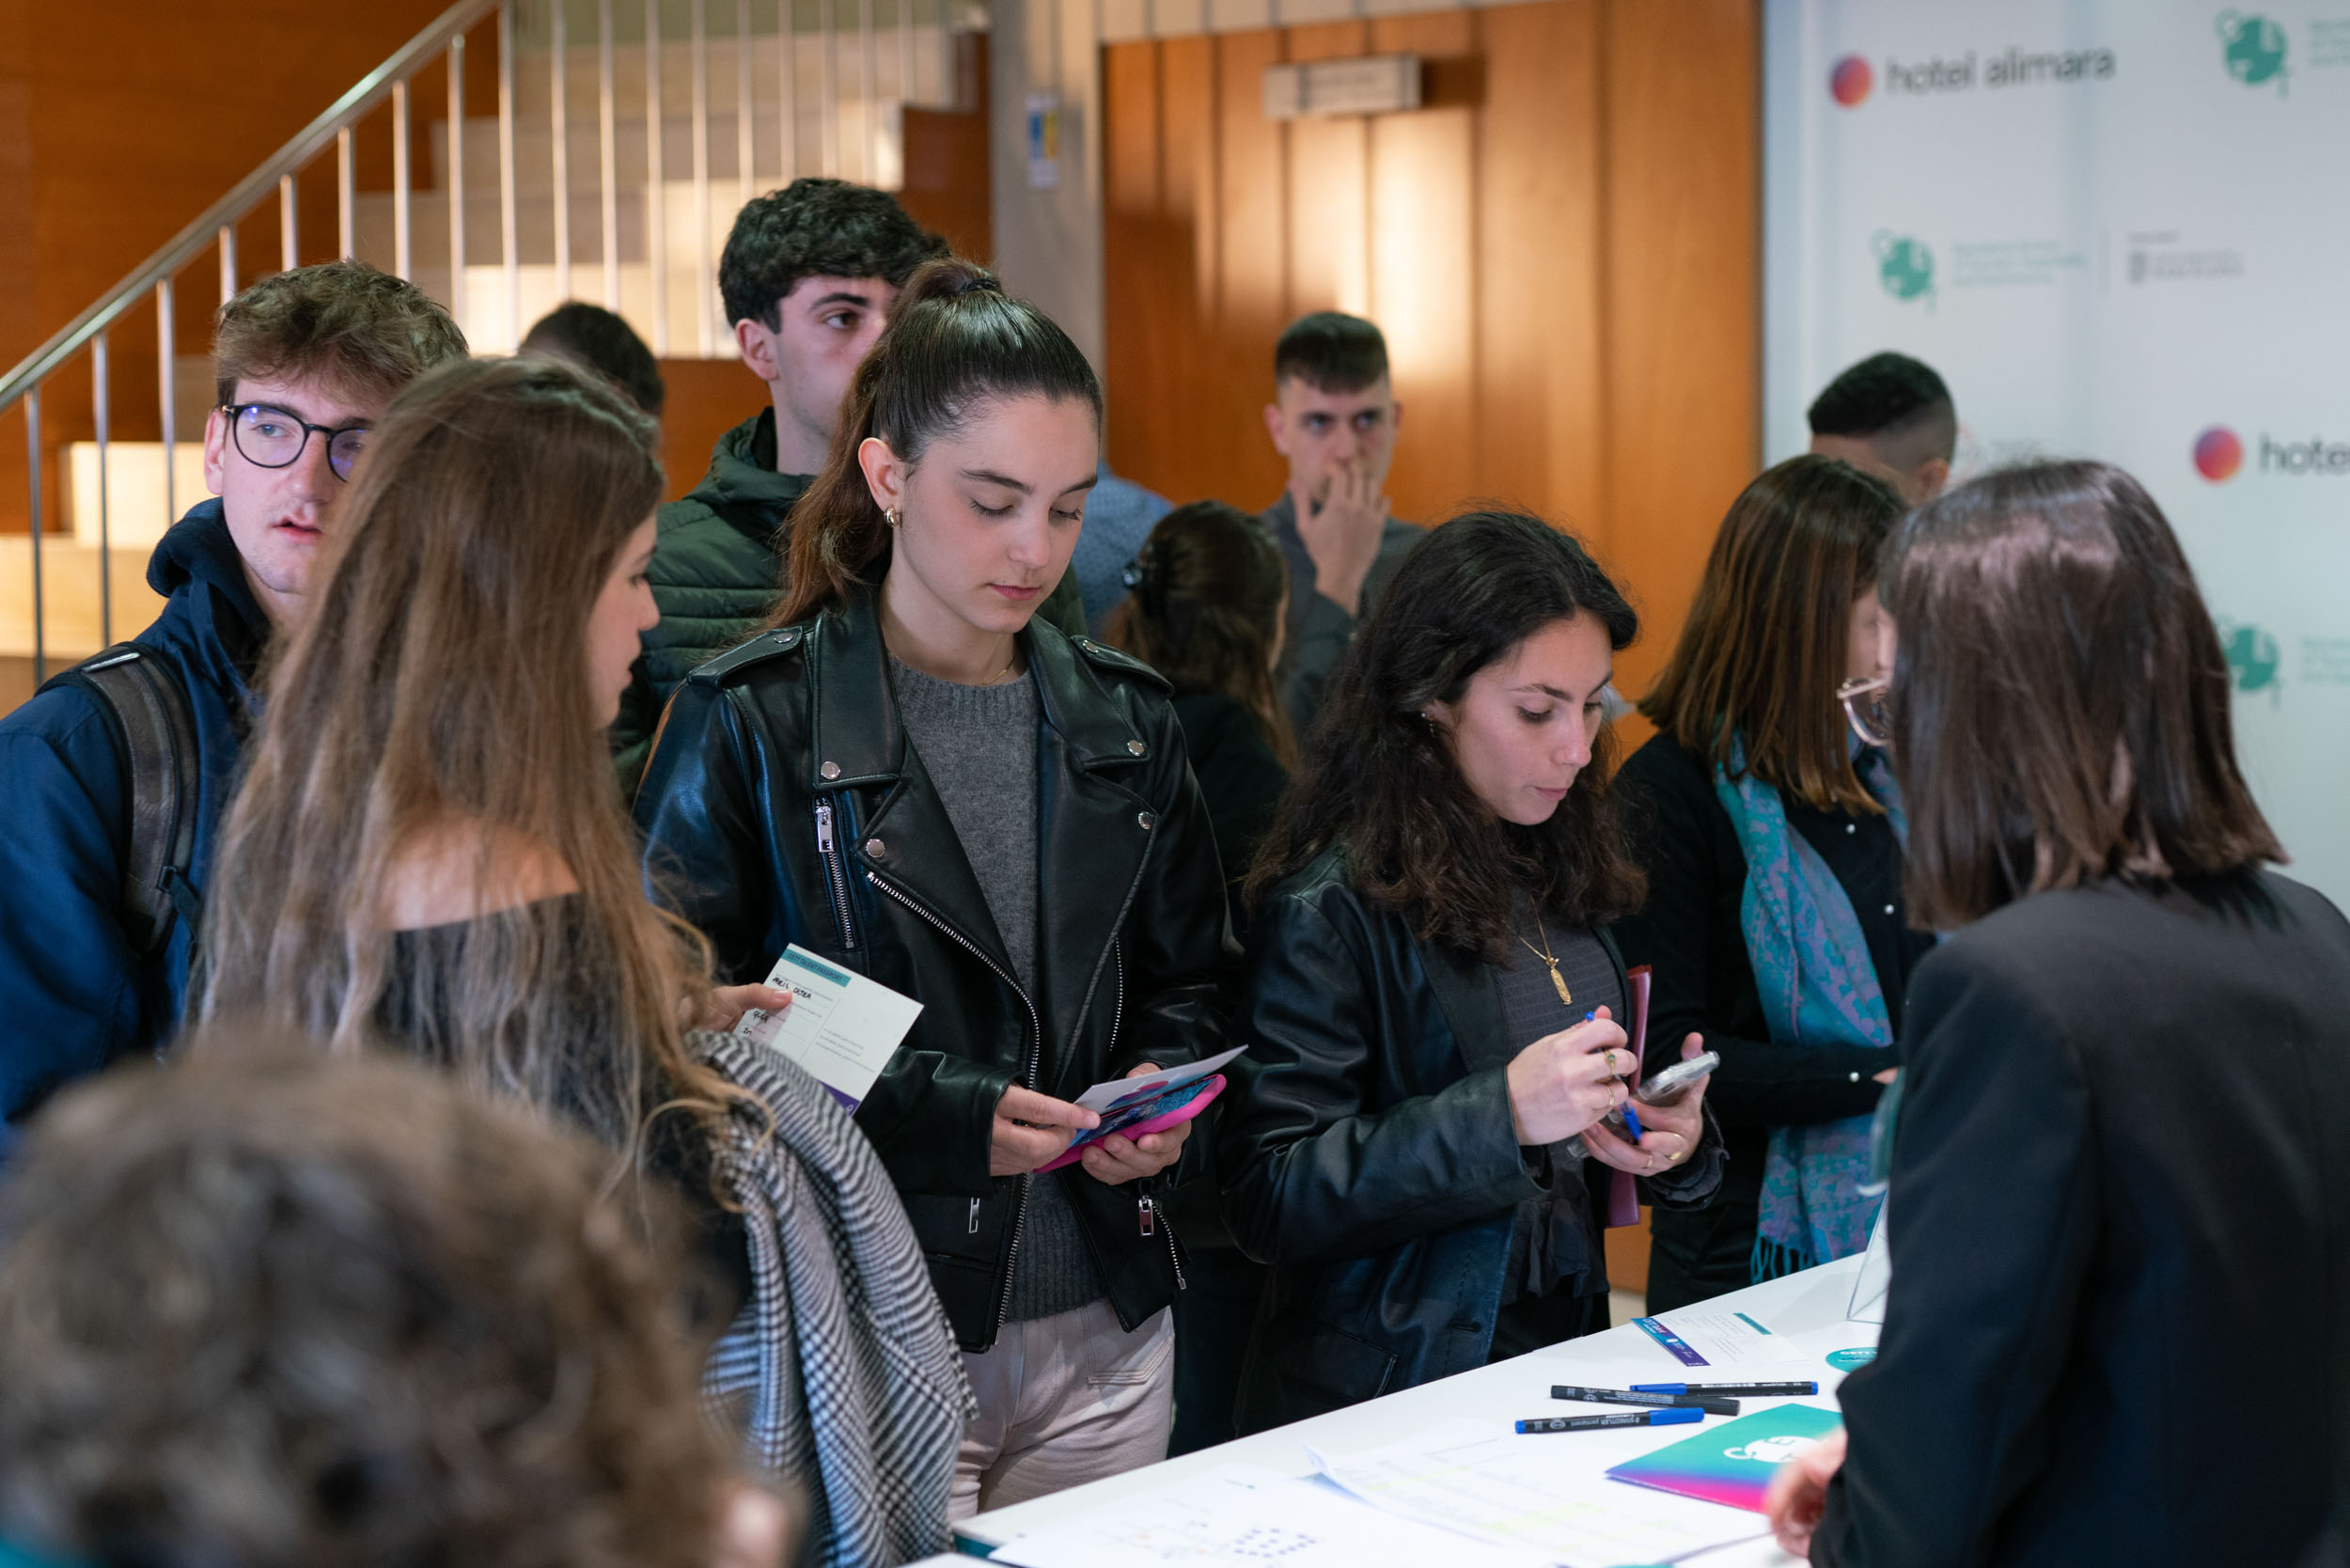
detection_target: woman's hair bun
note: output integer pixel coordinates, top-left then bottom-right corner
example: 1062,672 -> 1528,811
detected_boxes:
901,257 -> 1003,306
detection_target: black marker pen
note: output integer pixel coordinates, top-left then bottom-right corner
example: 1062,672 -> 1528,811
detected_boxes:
1551,1384 -> 1741,1416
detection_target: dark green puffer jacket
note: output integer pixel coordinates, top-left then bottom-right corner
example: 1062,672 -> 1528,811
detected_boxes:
612,406 -> 1090,796
611,409 -> 810,794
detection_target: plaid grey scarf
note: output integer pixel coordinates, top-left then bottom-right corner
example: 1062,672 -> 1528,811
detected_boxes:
697,1031 -> 976,1568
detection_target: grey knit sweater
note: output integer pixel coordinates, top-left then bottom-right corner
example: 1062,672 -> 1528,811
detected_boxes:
889,655 -> 1103,1324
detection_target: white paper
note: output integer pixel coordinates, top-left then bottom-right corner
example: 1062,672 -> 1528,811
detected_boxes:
733,945 -> 922,1111
1070,1045 -> 1248,1114
1309,1419 -> 1769,1568
1847,1204 -> 1891,1324
988,1463 -> 1549,1568
1635,1309 -> 1817,1371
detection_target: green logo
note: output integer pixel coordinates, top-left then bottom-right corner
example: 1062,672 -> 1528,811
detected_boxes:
2217,12 -> 2288,93
1873,232 -> 1935,306
1825,1347 -> 1878,1372
2220,620 -> 2283,703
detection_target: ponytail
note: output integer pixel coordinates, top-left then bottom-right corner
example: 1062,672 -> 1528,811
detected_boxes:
776,258 -> 1103,625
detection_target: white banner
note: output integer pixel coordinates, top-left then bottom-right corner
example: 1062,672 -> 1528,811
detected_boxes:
1765,0 -> 2350,908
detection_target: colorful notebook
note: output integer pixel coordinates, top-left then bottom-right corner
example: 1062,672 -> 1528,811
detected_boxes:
1604,1403 -> 1844,1513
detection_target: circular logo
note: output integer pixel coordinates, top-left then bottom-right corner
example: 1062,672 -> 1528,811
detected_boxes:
2194,425 -> 2244,481
2217,12 -> 2288,89
1872,232 -> 1935,303
1825,1347 -> 1877,1372
1829,55 -> 1873,106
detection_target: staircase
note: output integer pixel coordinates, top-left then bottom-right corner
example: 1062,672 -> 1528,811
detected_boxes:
0,0 -> 979,702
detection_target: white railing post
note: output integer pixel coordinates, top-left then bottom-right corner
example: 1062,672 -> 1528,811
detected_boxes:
279,175 -> 298,270
820,0 -> 838,177
737,0 -> 754,212
337,126 -> 357,259
781,0 -> 800,180
692,0 -> 713,355
24,389 -> 42,682
449,33 -> 469,332
394,79 -> 414,279
92,332 -> 111,646
554,0 -> 573,300
218,226 -> 237,305
857,0 -> 874,184
600,0 -> 619,309
647,0 -> 668,354
500,1 -> 519,347
156,281 -> 175,535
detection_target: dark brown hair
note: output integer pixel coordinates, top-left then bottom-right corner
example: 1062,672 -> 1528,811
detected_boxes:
1101,499 -> 1295,766
213,259 -> 468,406
202,356 -> 756,1169
1640,455 -> 1904,813
1882,459 -> 2282,929
1246,510 -> 1646,956
0,1037 -> 737,1568
776,258 -> 1102,625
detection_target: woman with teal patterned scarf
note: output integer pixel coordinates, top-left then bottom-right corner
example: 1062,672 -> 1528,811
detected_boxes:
1615,456 -> 1936,1306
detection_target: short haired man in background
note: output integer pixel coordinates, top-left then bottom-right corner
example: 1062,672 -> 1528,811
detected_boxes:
521,300 -> 666,417
1806,351 -> 1957,506
0,263 -> 465,1149
1258,311 -> 1423,735
609,178 -> 949,789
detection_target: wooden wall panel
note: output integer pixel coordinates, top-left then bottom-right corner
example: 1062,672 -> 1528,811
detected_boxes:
1474,0 -> 1604,539
1599,0 -> 1760,698
1102,0 -> 1759,658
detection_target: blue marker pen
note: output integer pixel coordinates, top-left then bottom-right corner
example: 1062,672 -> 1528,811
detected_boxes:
1517,1407 -> 1703,1435
1590,1010 -> 1645,1139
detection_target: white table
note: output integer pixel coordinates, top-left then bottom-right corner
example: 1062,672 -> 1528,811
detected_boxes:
956,1255 -> 1879,1566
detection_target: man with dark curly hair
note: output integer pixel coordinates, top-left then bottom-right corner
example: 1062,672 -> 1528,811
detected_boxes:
609,179 -> 948,790
0,1039 -> 792,1568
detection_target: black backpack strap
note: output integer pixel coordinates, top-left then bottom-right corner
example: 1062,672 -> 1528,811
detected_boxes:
40,645 -> 202,957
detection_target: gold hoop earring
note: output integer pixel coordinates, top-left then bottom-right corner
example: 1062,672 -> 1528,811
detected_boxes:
885,507 -> 901,529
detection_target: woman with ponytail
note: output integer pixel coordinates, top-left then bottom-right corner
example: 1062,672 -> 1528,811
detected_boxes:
635,259 -> 1235,1513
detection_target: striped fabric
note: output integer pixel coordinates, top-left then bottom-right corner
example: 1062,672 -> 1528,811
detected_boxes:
696,1031 -> 976,1568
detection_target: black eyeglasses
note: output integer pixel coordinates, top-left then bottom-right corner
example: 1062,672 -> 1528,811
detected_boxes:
220,402 -> 370,482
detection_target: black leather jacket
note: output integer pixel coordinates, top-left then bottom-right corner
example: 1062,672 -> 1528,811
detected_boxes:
1218,844 -> 1725,1432
634,591 -> 1235,1349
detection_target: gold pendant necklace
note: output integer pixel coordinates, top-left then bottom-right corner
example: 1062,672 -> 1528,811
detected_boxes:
1518,922 -> 1571,1007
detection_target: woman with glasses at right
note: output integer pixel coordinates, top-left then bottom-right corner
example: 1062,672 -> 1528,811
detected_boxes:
1763,460 -> 2350,1567
1614,455 -> 1933,1308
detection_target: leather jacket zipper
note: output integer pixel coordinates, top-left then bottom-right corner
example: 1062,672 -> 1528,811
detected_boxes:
1139,1195 -> 1187,1290
865,869 -> 1044,1340
1109,940 -> 1124,1056
812,800 -> 859,950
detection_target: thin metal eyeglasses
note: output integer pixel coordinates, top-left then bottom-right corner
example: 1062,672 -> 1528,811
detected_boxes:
220,402 -> 370,482
1838,675 -> 1892,749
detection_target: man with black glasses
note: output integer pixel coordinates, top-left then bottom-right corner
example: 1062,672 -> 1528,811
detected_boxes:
0,261 -> 464,1150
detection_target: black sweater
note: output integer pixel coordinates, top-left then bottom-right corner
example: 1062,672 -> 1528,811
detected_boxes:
1611,733 -> 1935,1196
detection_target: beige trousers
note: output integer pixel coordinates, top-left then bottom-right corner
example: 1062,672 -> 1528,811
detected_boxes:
950,1299 -> 1176,1519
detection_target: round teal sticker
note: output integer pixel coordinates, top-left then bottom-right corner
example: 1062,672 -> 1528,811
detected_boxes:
1825,1347 -> 1877,1372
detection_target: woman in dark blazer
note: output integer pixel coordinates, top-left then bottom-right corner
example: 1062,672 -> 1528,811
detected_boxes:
1615,457 -> 1936,1306
1765,461 -> 2350,1568
1219,512 -> 1725,1434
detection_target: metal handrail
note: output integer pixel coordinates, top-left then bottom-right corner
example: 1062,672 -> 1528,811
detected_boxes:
0,0 -> 498,415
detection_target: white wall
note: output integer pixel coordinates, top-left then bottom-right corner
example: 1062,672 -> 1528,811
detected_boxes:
1765,0 -> 2350,908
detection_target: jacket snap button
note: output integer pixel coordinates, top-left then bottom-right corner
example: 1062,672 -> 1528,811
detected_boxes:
1126,739 -> 1147,757
820,760 -> 841,780
1136,811 -> 1156,830
865,838 -> 887,860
